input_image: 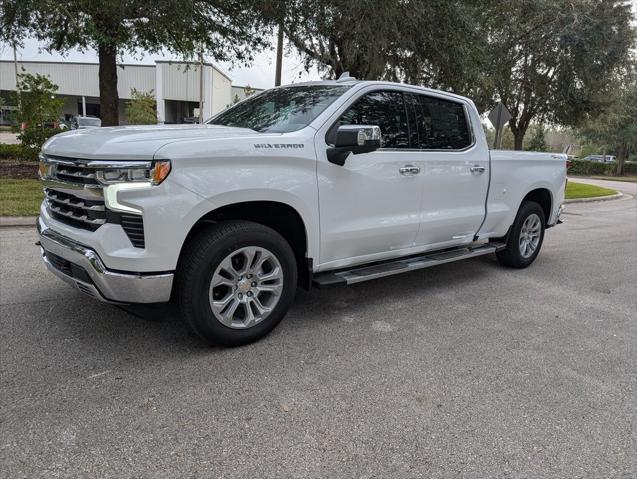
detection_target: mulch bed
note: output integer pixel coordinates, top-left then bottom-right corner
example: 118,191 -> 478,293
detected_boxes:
0,160 -> 39,179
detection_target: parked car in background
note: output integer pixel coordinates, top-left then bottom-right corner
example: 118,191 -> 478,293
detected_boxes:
41,120 -> 66,130
70,116 -> 102,129
582,154 -> 616,163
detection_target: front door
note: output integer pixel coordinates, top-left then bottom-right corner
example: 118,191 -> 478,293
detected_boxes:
315,90 -> 425,268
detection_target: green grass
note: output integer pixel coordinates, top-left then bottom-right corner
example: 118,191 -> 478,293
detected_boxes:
565,181 -> 617,200
0,179 -> 43,216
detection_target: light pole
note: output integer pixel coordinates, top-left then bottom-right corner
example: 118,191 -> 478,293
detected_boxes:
199,50 -> 204,124
275,22 -> 283,87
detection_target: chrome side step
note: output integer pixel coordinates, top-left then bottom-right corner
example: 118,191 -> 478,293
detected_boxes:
313,242 -> 505,287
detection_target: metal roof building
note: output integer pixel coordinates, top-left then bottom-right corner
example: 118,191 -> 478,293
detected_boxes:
0,60 -> 250,125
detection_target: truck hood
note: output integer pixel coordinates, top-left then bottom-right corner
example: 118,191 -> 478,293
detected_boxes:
42,124 -> 261,160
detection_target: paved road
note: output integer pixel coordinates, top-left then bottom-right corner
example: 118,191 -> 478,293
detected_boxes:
0,132 -> 19,145
1,186 -> 635,478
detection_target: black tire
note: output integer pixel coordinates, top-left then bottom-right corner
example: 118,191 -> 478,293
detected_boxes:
496,201 -> 545,268
175,220 -> 297,346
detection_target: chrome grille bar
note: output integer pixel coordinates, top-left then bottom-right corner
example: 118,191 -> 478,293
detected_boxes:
48,203 -> 106,225
45,190 -> 105,212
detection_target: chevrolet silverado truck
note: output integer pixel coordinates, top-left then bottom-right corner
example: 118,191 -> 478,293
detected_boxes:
37,76 -> 566,346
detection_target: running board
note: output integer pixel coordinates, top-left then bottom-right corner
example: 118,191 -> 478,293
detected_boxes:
313,242 -> 505,287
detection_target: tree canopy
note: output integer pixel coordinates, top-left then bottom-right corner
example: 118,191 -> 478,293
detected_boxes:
577,68 -> 637,175
2,0 -> 271,125
279,0 -> 635,149
480,0 -> 635,149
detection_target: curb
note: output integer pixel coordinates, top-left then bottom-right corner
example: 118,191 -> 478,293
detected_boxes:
0,216 -> 37,227
565,192 -> 623,204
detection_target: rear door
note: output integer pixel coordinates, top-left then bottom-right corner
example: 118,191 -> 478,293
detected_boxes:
406,92 -> 490,247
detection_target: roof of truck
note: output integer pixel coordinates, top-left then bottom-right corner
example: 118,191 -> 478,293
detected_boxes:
279,77 -> 473,104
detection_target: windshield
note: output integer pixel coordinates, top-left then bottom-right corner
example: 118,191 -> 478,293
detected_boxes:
208,85 -> 351,133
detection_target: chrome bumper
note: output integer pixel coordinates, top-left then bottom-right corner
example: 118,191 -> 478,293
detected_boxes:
556,204 -> 565,225
547,203 -> 565,228
37,218 -> 174,303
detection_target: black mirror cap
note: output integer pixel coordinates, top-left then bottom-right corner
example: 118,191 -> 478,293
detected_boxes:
327,125 -> 382,165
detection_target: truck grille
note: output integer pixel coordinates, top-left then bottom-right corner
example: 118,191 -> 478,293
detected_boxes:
41,155 -> 146,247
45,189 -> 106,231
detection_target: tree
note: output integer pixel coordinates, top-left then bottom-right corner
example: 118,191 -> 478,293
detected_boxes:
280,0 -> 481,83
280,1 -> 634,150
12,71 -> 65,152
2,1 -> 271,126
525,125 -> 548,152
577,74 -> 637,176
125,89 -> 157,125
481,0 -> 635,149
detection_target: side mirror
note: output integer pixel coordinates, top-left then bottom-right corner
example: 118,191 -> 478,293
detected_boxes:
327,125 -> 382,166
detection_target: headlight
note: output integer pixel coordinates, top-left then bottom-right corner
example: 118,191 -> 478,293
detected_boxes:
95,160 -> 171,185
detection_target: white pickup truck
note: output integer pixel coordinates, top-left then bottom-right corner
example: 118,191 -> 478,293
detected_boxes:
38,77 -> 566,346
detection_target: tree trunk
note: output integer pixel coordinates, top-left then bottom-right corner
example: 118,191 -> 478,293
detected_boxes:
509,114 -> 530,150
615,142 -> 628,176
98,43 -> 119,126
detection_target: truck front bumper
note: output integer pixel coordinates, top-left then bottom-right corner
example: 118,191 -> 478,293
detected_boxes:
37,217 -> 174,304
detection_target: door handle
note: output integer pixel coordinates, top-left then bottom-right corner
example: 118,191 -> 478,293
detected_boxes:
470,165 -> 486,174
399,165 -> 420,176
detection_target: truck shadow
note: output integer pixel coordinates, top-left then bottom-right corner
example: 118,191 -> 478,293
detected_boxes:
34,254 -> 506,361
82,254 -> 502,352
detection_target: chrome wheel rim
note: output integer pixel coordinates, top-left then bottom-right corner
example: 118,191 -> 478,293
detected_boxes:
519,213 -> 541,258
209,246 -> 284,329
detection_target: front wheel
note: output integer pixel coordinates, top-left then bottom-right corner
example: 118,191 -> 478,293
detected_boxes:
496,201 -> 545,268
175,221 -> 297,346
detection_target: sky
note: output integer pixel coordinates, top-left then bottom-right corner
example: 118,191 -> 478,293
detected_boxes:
0,36 -> 323,89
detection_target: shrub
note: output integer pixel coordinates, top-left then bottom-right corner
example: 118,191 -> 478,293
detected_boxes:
569,159 -> 637,176
125,89 -> 157,125
0,144 -> 24,160
624,162 -> 637,175
0,143 -> 39,161
568,159 -> 609,175
13,72 -> 65,151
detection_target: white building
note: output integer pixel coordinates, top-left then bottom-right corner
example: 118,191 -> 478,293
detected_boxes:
231,85 -> 265,103
0,59 -> 256,125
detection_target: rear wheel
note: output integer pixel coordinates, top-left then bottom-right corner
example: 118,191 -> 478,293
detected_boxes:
176,221 -> 297,346
496,201 -> 545,268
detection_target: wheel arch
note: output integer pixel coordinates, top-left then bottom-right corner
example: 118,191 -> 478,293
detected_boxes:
520,187 -> 553,224
179,199 -> 313,288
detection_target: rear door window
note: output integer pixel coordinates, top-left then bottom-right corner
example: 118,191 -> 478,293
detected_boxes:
414,95 -> 472,150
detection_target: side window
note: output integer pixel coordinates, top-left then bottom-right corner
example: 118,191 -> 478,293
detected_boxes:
331,90 -> 410,149
415,95 -> 472,150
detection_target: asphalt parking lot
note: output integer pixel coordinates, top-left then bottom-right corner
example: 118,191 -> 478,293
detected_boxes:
1,182 -> 635,478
